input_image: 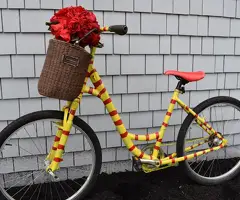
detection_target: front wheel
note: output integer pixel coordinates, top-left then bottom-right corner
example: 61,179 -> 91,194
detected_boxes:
177,96 -> 240,185
0,110 -> 102,200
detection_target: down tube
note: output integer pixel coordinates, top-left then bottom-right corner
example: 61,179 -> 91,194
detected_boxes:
83,68 -> 151,159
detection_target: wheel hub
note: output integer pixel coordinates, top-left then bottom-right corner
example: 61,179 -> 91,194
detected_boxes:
47,169 -> 60,181
44,160 -> 60,181
208,133 -> 223,148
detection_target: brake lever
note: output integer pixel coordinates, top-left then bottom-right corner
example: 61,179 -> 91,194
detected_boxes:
96,42 -> 104,48
74,28 -> 99,44
46,23 -> 103,48
45,21 -> 59,26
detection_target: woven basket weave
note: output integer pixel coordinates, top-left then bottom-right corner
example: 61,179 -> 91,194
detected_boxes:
38,39 -> 92,101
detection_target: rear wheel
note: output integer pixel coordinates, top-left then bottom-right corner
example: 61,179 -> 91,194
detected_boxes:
0,110 -> 102,200
177,96 -> 240,185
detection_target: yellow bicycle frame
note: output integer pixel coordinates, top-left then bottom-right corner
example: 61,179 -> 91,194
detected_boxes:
46,27 -> 227,173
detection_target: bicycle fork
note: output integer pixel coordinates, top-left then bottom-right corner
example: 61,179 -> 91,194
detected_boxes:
45,48 -> 96,177
45,99 -> 79,176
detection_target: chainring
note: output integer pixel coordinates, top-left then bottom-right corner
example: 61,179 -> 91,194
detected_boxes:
140,144 -> 167,173
141,144 -> 166,159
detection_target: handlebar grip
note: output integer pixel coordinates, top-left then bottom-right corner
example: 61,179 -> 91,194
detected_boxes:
45,21 -> 59,26
108,25 -> 128,35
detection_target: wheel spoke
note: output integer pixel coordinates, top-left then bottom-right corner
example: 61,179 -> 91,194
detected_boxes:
6,171 -> 35,192
4,171 -> 34,185
53,182 -> 61,200
71,179 -> 83,187
58,181 -> 69,198
192,156 -> 205,171
197,157 -> 207,175
12,170 -> 45,198
0,115 -> 97,200
49,182 -> 53,200
183,100 -> 240,183
29,183 -> 41,200
208,159 -> 215,177
203,159 -> 214,177
36,183 -> 42,200
216,159 -> 222,177
33,124 -> 45,154
45,182 -> 47,200
23,128 -> 42,155
62,180 -> 76,193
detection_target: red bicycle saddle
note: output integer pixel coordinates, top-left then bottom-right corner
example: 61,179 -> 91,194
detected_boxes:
164,70 -> 205,82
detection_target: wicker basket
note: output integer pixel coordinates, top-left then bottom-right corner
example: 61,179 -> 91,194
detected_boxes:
38,39 -> 92,101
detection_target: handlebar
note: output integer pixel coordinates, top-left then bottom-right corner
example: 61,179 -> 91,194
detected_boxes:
46,21 -> 59,26
105,25 -> 128,35
46,21 -> 128,36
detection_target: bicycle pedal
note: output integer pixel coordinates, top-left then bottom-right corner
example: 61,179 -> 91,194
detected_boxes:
132,156 -> 142,172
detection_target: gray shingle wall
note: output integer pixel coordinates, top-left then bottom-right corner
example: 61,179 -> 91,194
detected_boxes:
0,0 -> 240,173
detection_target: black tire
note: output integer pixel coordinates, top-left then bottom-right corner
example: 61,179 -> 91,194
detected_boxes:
177,96 -> 240,185
0,110 -> 102,200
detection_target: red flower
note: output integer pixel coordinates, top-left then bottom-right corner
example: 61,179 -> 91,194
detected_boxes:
49,6 -> 100,47
88,12 -> 97,22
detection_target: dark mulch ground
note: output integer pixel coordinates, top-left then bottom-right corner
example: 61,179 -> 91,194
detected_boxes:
6,160 -> 240,200
86,166 -> 240,200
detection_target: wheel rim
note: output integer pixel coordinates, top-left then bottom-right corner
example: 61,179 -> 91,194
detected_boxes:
0,118 -> 96,200
183,102 -> 240,181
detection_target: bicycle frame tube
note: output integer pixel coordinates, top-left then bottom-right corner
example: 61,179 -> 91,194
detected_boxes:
81,65 -> 226,163
81,50 -> 181,160
46,48 -> 96,172
81,52 -> 151,160
47,44 -> 227,172
177,98 -> 224,140
157,95 -> 227,165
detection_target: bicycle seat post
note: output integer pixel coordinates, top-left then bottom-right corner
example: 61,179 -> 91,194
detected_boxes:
175,78 -> 188,94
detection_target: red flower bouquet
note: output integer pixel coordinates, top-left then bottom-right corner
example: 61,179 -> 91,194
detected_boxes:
49,6 -> 100,47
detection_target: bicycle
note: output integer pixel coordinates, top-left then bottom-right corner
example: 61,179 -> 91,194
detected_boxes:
0,24 -> 240,200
